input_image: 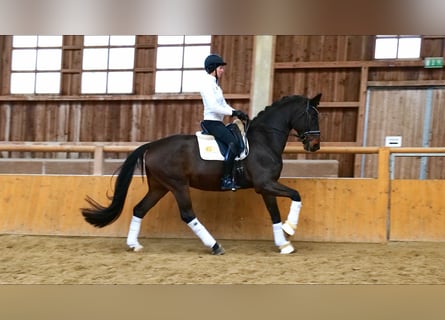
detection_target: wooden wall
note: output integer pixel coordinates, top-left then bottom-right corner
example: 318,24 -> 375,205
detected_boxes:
1,35 -> 445,178
272,35 -> 445,177
1,35 -> 444,243
390,180 -> 445,241
0,175 -> 388,242
2,173 -> 444,242
362,88 -> 445,179
0,35 -> 253,159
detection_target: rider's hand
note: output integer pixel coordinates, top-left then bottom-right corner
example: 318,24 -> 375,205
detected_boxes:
232,110 -> 248,121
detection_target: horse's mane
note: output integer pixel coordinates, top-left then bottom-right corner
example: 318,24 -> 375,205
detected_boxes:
252,95 -> 305,122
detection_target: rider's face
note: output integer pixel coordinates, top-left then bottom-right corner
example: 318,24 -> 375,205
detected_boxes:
215,65 -> 225,78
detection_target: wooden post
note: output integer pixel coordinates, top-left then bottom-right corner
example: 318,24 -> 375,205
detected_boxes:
377,147 -> 391,240
250,35 -> 275,117
93,145 -> 104,175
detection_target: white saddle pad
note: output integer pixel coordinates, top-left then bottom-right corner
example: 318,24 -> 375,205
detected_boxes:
195,131 -> 248,161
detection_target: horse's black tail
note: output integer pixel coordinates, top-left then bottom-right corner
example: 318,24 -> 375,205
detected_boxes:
81,143 -> 151,228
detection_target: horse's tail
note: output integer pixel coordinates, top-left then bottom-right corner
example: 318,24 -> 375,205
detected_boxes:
81,142 -> 151,228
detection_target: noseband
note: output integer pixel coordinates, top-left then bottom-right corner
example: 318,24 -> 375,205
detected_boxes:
295,99 -> 320,143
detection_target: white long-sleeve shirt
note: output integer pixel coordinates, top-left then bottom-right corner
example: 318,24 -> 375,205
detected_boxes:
200,73 -> 234,121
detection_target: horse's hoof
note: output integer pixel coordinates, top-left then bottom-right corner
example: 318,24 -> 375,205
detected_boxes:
127,244 -> 143,252
282,220 -> 296,236
211,243 -> 225,255
279,242 -> 295,254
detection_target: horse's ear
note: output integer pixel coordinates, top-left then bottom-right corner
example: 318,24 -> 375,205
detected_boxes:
310,93 -> 322,106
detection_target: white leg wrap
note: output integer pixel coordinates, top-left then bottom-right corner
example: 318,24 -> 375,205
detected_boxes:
273,223 -> 295,254
127,216 -> 143,251
272,223 -> 288,247
187,218 -> 216,248
282,201 -> 302,236
279,242 -> 295,254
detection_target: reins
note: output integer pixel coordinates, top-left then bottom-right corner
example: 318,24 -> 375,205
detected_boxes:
246,96 -> 319,142
243,117 -> 251,135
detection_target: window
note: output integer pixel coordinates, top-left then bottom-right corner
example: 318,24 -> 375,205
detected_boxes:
374,35 -> 421,59
81,35 -> 135,94
155,35 -> 211,93
10,35 -> 63,94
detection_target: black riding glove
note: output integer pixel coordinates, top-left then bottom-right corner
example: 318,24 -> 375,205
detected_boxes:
232,110 -> 248,121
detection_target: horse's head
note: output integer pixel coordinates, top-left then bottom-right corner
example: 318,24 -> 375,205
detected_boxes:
294,93 -> 321,152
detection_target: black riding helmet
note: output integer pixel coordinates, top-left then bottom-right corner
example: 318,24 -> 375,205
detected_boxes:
204,54 -> 227,74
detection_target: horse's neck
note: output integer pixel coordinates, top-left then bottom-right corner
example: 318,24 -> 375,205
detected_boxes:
249,121 -> 290,155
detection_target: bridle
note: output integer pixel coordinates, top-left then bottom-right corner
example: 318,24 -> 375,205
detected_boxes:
294,99 -> 320,143
244,97 -> 320,143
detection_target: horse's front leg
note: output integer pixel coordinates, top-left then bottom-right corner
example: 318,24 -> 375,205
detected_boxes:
258,181 -> 304,253
261,194 -> 295,254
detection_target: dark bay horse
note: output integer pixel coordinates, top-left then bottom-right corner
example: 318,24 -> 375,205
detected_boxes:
81,93 -> 321,254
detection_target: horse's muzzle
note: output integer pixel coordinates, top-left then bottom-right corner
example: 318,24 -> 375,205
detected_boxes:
302,134 -> 320,152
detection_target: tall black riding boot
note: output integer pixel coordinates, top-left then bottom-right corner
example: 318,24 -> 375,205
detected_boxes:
221,163 -> 236,191
221,143 -> 238,191
221,167 -> 238,191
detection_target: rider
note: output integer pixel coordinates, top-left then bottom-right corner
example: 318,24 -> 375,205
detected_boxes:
199,54 -> 248,191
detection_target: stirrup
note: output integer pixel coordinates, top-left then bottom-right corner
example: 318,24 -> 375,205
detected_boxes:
220,177 -> 239,191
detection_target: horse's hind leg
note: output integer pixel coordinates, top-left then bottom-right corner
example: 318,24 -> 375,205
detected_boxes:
172,186 -> 224,255
126,184 -> 168,251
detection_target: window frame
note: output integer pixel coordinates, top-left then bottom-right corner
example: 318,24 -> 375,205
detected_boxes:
155,35 -> 211,94
374,35 -> 422,60
10,35 -> 63,95
81,35 -> 136,95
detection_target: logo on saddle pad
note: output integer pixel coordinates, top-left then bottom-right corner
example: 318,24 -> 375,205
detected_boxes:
196,120 -> 249,161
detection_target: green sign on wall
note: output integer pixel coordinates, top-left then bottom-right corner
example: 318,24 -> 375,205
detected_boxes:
424,57 -> 444,68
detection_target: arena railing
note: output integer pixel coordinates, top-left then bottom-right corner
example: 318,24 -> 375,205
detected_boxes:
1,143 -> 445,178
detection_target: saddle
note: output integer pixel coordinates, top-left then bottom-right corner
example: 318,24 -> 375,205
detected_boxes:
196,119 -> 249,161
